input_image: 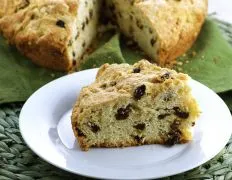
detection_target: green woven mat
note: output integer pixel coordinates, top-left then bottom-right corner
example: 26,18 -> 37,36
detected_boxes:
0,104 -> 231,180
1,20 -> 232,180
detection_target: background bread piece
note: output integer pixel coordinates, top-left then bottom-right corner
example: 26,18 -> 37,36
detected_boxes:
72,60 -> 200,151
106,0 -> 208,66
0,0 -> 207,71
0,0 -> 100,71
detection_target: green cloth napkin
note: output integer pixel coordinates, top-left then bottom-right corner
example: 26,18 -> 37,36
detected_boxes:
0,18 -> 232,110
0,40 -> 64,104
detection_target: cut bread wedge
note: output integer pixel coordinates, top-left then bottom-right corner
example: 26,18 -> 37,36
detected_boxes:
105,0 -> 208,66
71,60 -> 200,151
0,0 -> 100,71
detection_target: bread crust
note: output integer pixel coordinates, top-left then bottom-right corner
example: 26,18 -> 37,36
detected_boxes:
135,0 -> 208,65
0,0 -> 29,18
0,0 -> 208,70
0,0 -> 77,71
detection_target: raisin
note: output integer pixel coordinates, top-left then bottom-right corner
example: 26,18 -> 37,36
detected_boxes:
158,113 -> 170,119
136,19 -> 143,30
86,17 -> 89,25
150,38 -> 156,46
76,127 -> 85,137
82,22 -> 85,30
56,20 -> 65,28
31,14 -> 35,20
161,72 -> 170,80
173,107 -> 189,119
133,123 -> 145,130
100,83 -> 107,89
192,122 -> 195,126
133,68 -> 140,73
82,42 -> 86,47
133,135 -> 143,143
165,130 -> 181,146
72,52 -> 76,57
171,120 -> 181,129
72,60 -> 77,66
130,0 -> 135,5
153,72 -> 171,83
115,105 -> 131,120
18,0 -> 30,10
134,85 -> 146,100
89,123 -> 100,133
89,9 -> 93,18
68,40 -> 72,46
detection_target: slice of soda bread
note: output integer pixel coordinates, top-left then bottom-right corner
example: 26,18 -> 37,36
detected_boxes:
71,60 -> 200,151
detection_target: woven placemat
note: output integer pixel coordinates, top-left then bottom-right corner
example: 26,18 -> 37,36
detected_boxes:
0,20 -> 232,180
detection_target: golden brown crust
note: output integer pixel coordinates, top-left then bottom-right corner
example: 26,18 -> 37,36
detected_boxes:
0,0 -> 30,18
136,0 -> 208,65
78,139 -> 166,151
0,0 -> 77,71
77,136 -> 189,151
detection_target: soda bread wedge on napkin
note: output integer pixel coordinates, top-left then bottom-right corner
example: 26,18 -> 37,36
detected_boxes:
0,0 -> 207,71
71,60 -> 200,151
105,0 -> 208,66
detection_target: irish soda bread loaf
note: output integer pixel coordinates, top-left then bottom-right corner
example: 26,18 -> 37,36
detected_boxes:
0,0 -> 207,71
105,0 -> 208,66
71,60 -> 200,151
0,0 -> 100,71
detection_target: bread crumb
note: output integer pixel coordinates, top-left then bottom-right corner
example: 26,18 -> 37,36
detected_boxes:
176,61 -> 183,66
182,53 -> 187,57
177,67 -> 183,72
191,51 -> 197,57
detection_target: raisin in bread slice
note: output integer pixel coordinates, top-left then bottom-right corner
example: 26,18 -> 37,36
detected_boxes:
105,0 -> 208,66
71,60 -> 200,151
0,0 -> 100,71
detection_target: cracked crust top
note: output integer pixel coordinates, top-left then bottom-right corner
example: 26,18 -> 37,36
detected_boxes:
134,0 -> 208,65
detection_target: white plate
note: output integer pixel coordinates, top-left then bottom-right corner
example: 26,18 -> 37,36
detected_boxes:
209,0 -> 232,24
19,68 -> 232,180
